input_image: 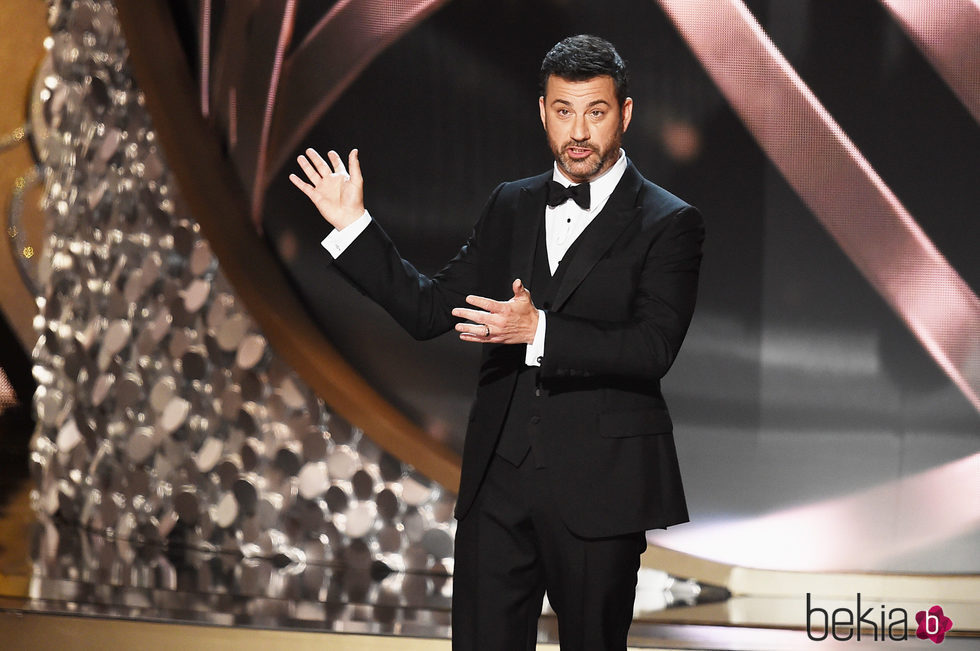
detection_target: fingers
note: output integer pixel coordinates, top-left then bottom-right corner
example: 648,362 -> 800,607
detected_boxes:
296,154 -> 322,183
454,322 -> 490,337
456,321 -> 503,345
302,148 -> 328,178
452,307 -> 491,323
327,149 -> 348,177
293,146 -> 365,229
288,173 -> 314,196
452,286 -> 535,345
512,278 -> 531,300
301,147 -> 356,182
452,305 -> 495,341
465,294 -> 502,312
348,149 -> 363,186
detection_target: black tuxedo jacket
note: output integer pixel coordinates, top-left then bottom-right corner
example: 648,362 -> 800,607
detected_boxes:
331,160 -> 704,538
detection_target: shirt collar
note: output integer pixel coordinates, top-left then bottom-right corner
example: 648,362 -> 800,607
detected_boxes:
551,149 -> 628,211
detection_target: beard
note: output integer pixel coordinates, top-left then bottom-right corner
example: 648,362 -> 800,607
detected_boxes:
550,124 -> 624,183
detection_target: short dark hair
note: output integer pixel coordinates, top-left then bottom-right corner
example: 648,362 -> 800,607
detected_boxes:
539,35 -> 630,106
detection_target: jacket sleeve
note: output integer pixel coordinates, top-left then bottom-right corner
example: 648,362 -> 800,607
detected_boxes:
328,183 -> 504,341
540,206 -> 704,380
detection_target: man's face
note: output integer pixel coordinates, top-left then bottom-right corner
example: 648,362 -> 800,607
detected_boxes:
539,74 -> 633,183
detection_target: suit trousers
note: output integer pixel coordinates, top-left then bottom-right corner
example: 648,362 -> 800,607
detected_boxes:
452,451 -> 647,650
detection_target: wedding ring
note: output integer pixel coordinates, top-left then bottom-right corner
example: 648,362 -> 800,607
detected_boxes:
483,325 -> 491,337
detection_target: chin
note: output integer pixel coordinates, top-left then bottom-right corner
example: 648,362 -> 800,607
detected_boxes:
560,158 -> 601,181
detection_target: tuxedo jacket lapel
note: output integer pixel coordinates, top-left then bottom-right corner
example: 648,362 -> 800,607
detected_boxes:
551,162 -> 643,312
511,171 -> 549,285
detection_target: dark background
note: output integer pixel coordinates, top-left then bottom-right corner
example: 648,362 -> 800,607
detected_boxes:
260,0 -> 978,572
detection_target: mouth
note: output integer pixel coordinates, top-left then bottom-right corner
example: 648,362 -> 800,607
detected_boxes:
565,145 -> 594,160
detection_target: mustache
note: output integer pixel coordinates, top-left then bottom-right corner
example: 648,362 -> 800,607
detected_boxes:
563,141 -> 596,152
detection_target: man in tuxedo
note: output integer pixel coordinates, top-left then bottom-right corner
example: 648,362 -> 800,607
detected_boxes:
291,34 -> 703,651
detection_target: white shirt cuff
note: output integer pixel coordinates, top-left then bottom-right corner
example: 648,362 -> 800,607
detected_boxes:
524,310 -> 546,366
320,210 -> 372,258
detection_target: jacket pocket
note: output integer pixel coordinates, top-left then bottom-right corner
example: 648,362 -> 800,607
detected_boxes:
599,408 -> 673,438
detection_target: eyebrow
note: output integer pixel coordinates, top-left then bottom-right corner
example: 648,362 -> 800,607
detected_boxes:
550,98 -> 612,108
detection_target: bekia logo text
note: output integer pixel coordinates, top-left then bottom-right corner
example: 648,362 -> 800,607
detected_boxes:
806,594 -> 953,643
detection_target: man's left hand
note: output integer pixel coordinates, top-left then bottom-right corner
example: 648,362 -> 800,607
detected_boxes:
453,279 -> 539,344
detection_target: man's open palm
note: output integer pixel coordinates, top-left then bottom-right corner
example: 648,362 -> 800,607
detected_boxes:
290,148 -> 365,231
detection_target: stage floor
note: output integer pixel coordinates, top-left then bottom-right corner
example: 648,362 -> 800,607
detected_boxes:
1,477 -> 976,650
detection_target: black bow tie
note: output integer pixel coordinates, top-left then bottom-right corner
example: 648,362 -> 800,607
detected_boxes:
547,180 -> 591,210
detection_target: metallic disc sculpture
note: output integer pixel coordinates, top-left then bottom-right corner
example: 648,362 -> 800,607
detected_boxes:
29,0 -> 456,618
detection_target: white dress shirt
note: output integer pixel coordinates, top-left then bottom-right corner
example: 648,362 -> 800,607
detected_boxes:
322,150 -> 629,367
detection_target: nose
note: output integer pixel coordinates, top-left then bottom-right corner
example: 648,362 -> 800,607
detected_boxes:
570,113 -> 589,142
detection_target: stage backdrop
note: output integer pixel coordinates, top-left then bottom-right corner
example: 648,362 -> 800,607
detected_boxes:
255,0 -> 978,573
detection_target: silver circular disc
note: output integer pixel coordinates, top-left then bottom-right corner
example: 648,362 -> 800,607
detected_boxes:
182,278 -> 210,313
160,397 -> 190,433
149,375 -> 177,413
377,524 -> 403,553
297,462 -> 329,500
195,437 -> 223,472
90,372 -> 115,407
216,314 -> 248,351
345,502 -> 377,539
116,373 -> 143,408
278,376 -> 306,410
174,489 -> 200,525
421,528 -> 454,561
102,319 -> 131,356
214,492 -> 238,528
126,427 -> 156,463
401,476 -> 433,507
326,446 -> 358,480
123,268 -> 144,303
189,240 -> 213,275
55,418 -> 82,453
235,334 -> 266,370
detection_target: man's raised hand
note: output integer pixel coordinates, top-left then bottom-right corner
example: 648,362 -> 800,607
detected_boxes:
290,148 -> 364,230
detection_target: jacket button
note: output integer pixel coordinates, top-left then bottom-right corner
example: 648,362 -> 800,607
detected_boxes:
530,416 -> 541,424
534,388 -> 542,397
536,356 -> 543,364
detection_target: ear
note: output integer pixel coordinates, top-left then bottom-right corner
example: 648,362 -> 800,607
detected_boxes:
621,97 -> 634,133
539,95 -> 547,130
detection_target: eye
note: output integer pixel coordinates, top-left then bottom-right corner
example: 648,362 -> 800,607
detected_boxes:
589,109 -> 605,118
557,108 -> 571,117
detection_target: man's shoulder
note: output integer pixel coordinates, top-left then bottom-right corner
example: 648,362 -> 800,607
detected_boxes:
499,169 -> 552,194
632,166 -> 696,217
479,170 -> 551,212
627,164 -> 703,238
640,179 -> 693,212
